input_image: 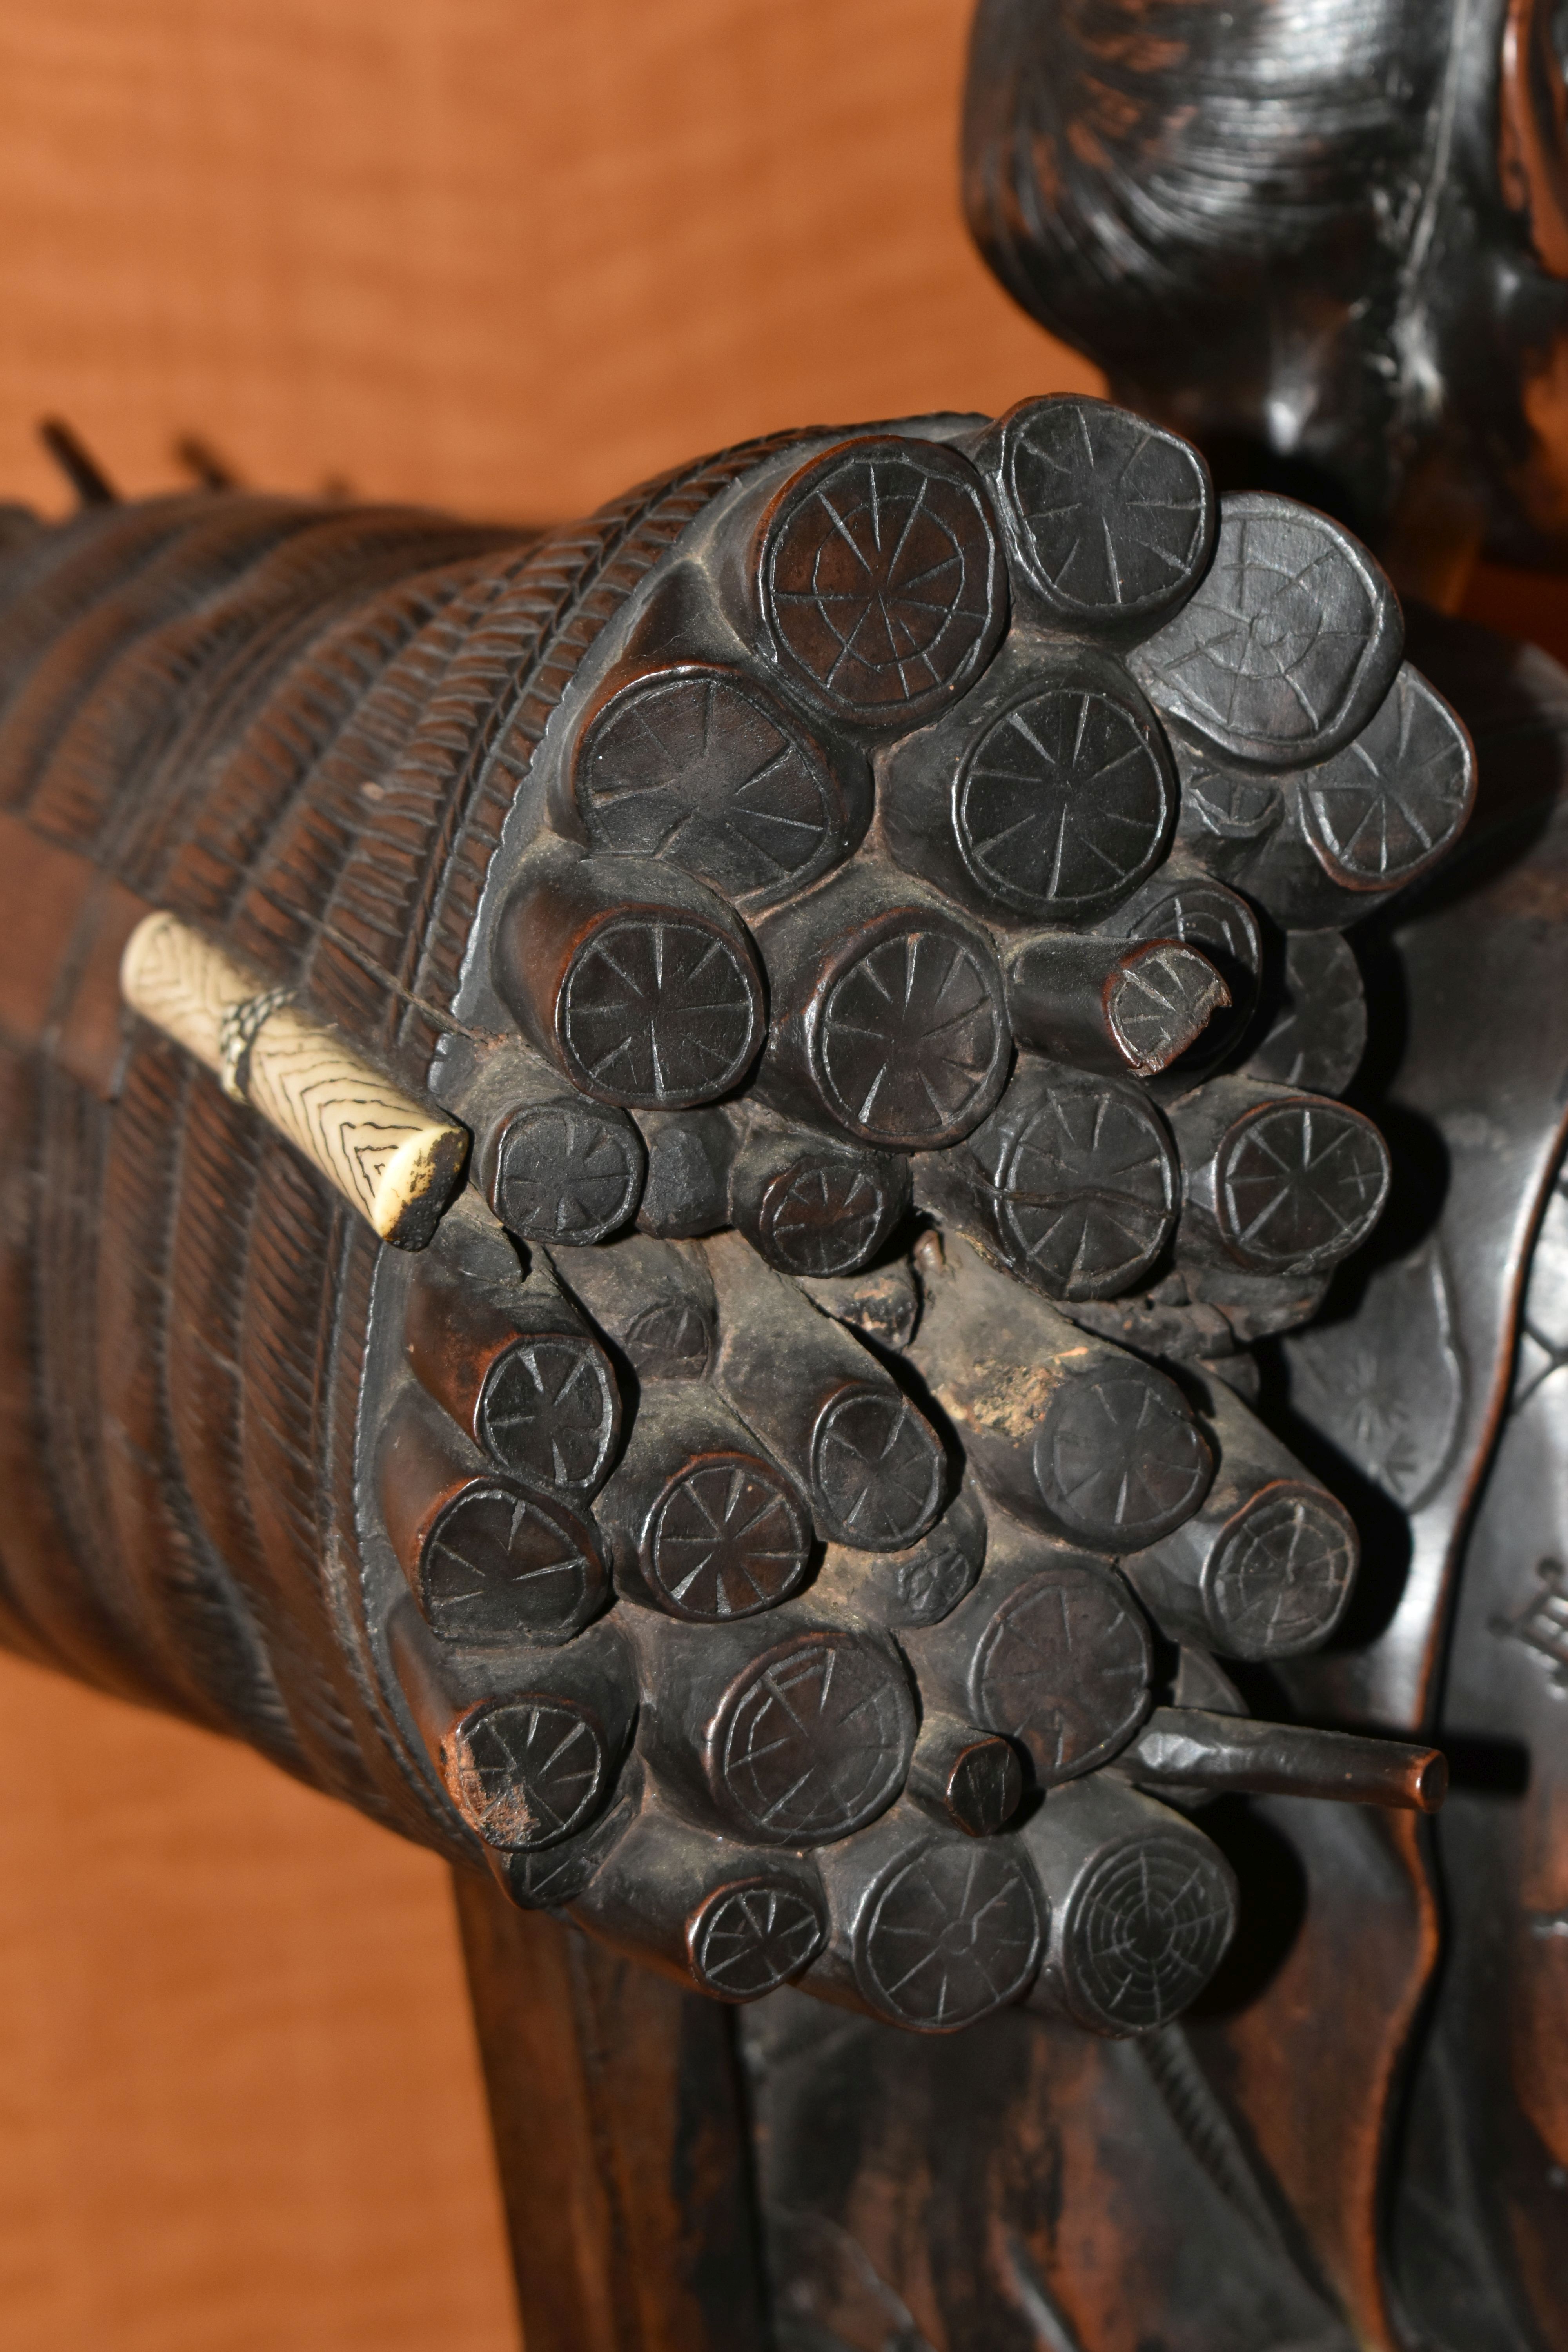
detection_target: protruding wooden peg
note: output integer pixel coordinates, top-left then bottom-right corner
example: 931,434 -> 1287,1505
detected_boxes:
568,1787 -> 828,1999
811,1483 -> 988,1630
1119,1377 -> 1357,1660
465,1047 -> 646,1245
634,1107 -> 735,1237
911,1236 -> 1211,1552
494,849 -> 765,1110
1169,1074 -> 1390,1278
1094,867 -> 1265,1080
406,1203 -> 622,1499
809,1799 -> 1043,2030
905,1518 -> 1153,1785
880,642 -> 1178,925
1129,494 -> 1403,768
594,1385 -> 813,1621
1241,930 -> 1367,1096
39,414 -> 118,505
728,1119 -> 911,1278
122,911 -> 468,1247
914,1056 -> 1179,1302
388,1598 -> 635,1851
378,1389 -> 610,1647
1119,1708 -> 1446,1812
981,394 -> 1215,634
1004,933 -> 1229,1076
558,658 -> 868,907
550,1233 -> 718,1382
752,435 -> 1006,727
752,867 -> 1011,1152
907,1713 -> 1025,1836
1020,1776 -> 1239,2036
797,1255 -> 920,1351
172,432 -> 240,490
705,1229 -> 947,1551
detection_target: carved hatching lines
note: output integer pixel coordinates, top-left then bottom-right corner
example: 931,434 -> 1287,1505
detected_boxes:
158,556 -> 498,932
0,501 -> 216,742
96,1036 -> 297,1745
225,580 -> 489,975
403,428 -> 813,1074
154,590 -> 402,936
298,556 -> 551,1053
110,514 -> 517,899
122,913 -> 467,1245
0,1043 -> 141,1695
20,503 -> 328,848
34,1059 -> 191,1710
206,546 -> 544,1062
300,521 -> 665,1054
236,1131 -> 396,1811
164,1078 -> 324,1784
236,610 -> 480,974
31,508 -> 341,856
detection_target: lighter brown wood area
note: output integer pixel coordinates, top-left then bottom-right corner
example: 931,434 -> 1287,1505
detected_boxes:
0,0 -> 1097,2343
0,1649 -> 517,2352
0,0 -> 1094,527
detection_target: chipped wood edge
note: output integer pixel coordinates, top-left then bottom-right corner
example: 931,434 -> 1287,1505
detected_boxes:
120,911 -> 469,1248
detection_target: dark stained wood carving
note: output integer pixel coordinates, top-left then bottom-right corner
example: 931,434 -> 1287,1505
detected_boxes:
453,1871 -> 769,2352
754,437 -> 1005,722
1127,497 -> 1405,766
0,328 -> 1531,2351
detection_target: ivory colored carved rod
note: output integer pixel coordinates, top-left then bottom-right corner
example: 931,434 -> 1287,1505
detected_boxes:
121,910 -> 468,1248
1124,1707 -> 1447,1813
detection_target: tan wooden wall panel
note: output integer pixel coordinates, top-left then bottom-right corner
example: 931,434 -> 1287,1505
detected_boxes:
0,0 -> 1094,526
0,2 -> 1098,2343
0,1650 -> 517,2352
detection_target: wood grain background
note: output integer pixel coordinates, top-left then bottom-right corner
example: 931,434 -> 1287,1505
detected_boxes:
0,3 -> 1094,2344
0,0 -> 1092,523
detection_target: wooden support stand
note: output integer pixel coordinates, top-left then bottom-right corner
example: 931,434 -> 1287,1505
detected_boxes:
450,1866 -> 769,2352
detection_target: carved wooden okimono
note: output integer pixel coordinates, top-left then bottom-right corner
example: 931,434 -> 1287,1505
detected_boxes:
0,375 -> 1485,2349
7,0 -> 1568,2339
